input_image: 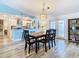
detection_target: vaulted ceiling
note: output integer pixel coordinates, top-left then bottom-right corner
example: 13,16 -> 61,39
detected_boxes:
0,0 -> 79,17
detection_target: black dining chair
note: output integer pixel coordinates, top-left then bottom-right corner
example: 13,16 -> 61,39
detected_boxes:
38,30 -> 51,52
23,30 -> 36,54
50,29 -> 56,47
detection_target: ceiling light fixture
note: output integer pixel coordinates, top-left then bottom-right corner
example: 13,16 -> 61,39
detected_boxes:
40,0 -> 50,20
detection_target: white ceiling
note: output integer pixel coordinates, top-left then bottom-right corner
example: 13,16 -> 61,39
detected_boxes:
1,0 -> 79,16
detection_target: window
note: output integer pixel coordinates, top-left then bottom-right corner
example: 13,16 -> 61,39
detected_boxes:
58,20 -> 65,37
49,20 -> 56,29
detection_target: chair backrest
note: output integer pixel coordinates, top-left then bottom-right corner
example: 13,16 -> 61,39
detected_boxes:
50,29 -> 56,34
46,30 -> 50,39
23,30 -> 29,41
53,29 -> 56,37
50,29 -> 56,38
53,29 -> 56,34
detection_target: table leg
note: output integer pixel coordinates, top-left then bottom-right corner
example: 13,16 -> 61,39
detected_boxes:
35,38 -> 38,54
45,41 -> 47,52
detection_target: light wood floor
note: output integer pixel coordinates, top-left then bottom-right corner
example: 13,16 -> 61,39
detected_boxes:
0,38 -> 79,58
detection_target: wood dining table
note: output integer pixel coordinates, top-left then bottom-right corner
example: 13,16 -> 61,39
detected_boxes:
29,32 -> 46,54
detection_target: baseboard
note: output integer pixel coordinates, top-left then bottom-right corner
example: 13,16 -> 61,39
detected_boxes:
56,37 -> 66,40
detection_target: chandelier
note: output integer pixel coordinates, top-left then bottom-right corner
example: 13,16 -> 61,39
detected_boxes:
40,0 -> 50,20
39,0 -> 50,32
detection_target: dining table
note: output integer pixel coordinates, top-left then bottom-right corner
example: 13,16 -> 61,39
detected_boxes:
29,32 -> 46,54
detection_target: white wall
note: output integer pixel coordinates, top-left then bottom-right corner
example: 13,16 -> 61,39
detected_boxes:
55,12 -> 79,40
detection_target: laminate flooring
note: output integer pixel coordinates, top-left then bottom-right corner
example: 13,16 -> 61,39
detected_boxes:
0,38 -> 79,58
